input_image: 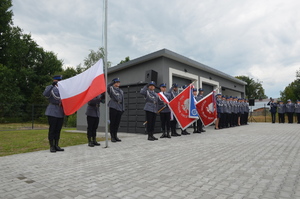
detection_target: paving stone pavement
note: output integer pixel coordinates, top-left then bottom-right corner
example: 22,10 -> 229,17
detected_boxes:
1,123 -> 300,199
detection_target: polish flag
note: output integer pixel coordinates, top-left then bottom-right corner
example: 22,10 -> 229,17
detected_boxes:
168,84 -> 197,130
58,59 -> 106,116
195,91 -> 217,127
157,92 -> 170,104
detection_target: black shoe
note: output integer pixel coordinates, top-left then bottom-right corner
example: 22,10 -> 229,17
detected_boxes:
88,141 -> 95,147
92,137 -> 100,146
148,135 -> 155,141
50,146 -> 56,153
201,129 -> 206,132
160,133 -> 167,138
166,132 -> 171,138
184,130 -> 190,135
54,140 -> 64,151
111,138 -> 117,142
115,137 -> 122,142
175,132 -> 181,136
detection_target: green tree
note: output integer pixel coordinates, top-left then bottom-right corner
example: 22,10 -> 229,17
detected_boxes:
83,47 -> 111,69
119,56 -> 130,64
280,69 -> 300,102
235,75 -> 267,99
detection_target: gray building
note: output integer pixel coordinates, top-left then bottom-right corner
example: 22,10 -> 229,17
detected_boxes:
77,49 -> 246,133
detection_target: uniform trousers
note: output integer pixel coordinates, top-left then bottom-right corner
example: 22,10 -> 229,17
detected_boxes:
48,116 -> 64,140
109,108 -> 123,136
287,112 -> 293,123
160,112 -> 170,131
146,111 -> 156,133
170,118 -> 177,132
270,112 -> 276,123
297,113 -> 300,123
244,112 -> 249,124
87,116 -> 99,138
278,113 -> 285,123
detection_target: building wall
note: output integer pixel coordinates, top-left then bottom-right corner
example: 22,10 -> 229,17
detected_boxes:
77,56 -> 246,132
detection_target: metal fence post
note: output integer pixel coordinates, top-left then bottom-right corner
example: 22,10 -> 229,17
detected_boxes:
32,104 -> 34,129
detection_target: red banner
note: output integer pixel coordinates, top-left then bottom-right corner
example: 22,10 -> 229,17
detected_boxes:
168,85 -> 197,130
196,91 -> 217,127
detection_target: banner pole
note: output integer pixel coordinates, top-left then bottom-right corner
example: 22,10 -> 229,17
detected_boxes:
104,0 -> 109,148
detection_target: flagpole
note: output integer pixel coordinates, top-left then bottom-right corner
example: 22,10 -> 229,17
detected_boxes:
104,0 -> 109,148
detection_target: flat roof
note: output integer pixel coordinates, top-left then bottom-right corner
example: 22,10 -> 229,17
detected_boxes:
108,48 -> 247,85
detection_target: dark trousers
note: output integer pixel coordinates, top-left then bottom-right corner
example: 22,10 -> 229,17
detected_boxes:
271,112 -> 276,123
48,116 -> 64,140
278,113 -> 285,123
297,113 -> 300,123
244,112 -> 249,124
170,118 -> 177,132
287,112 -> 293,123
109,108 -> 123,137
87,116 -> 99,138
160,112 -> 170,131
146,111 -> 156,133
219,113 -> 225,128
227,113 -> 232,127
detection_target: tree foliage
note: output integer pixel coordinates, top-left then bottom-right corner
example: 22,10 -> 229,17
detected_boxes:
235,75 -> 267,99
119,56 -> 130,64
280,69 -> 300,102
83,47 -> 111,69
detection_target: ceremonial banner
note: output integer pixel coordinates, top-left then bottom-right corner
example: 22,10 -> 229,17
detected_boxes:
58,59 -> 106,115
196,91 -> 217,127
168,84 -> 197,130
189,87 -> 199,118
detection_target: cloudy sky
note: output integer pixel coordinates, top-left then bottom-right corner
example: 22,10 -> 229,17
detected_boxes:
11,0 -> 300,98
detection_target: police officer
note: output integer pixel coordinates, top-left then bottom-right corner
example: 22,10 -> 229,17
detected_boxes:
215,93 -> 222,130
192,88 -> 201,133
232,97 -> 238,126
196,88 -> 205,132
277,101 -> 285,123
86,94 -> 105,147
43,75 -> 65,153
295,100 -> 300,123
158,83 -> 172,138
244,99 -> 249,125
286,99 -> 294,123
267,98 -> 277,123
167,83 -> 181,137
107,78 -> 124,142
140,81 -> 159,141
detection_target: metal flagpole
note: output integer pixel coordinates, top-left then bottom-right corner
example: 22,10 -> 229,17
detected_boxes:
104,0 -> 109,148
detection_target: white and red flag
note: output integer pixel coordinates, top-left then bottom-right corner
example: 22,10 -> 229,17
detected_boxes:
157,92 -> 170,104
196,91 -> 217,127
58,59 -> 106,116
168,84 -> 197,130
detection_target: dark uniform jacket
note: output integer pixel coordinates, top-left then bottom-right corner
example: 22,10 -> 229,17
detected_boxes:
107,82 -> 125,112
140,85 -> 159,113
86,94 -> 105,118
158,92 -> 171,113
43,85 -> 64,118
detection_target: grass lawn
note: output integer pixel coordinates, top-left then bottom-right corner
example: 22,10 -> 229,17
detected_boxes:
0,128 -> 105,157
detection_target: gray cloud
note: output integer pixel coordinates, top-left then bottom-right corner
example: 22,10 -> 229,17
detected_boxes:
11,0 -> 300,98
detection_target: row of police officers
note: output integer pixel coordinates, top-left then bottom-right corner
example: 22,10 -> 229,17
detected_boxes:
268,99 -> 300,123
215,95 -> 249,129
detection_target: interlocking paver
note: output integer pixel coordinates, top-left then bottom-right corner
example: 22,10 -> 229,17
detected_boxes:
1,123 -> 300,198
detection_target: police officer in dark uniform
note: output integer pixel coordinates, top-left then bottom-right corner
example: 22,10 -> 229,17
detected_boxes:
167,83 -> 181,137
286,99 -> 294,123
140,81 -> 159,141
158,83 -> 172,138
43,75 -> 65,153
295,100 -> 300,123
277,101 -> 285,123
267,98 -> 277,123
86,94 -> 105,147
107,78 -> 124,142
192,88 -> 201,133
215,93 -> 222,130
